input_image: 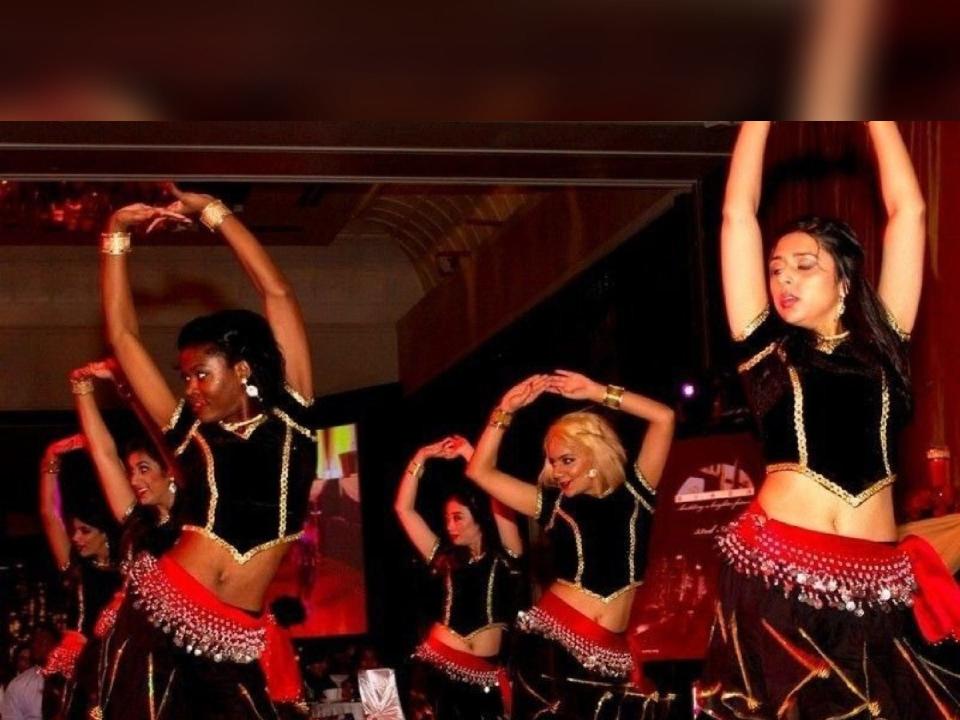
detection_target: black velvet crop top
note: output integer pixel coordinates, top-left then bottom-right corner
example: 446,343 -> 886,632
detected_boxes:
63,560 -> 122,636
535,466 -> 657,603
163,385 -> 317,564
734,306 -> 910,507
427,545 -> 520,639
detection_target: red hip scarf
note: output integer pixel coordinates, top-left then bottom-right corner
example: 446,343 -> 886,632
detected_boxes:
517,590 -> 633,679
719,502 -> 960,643
413,635 -> 511,708
128,553 -> 303,702
42,630 -> 88,680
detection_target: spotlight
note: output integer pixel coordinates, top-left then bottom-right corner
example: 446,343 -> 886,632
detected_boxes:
680,382 -> 697,399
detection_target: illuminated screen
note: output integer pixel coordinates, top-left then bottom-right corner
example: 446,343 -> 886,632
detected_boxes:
264,423 -> 368,637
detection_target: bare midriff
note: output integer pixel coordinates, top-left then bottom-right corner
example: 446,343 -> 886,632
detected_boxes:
758,470 -> 897,542
547,582 -> 634,633
428,623 -> 503,658
167,532 -> 290,611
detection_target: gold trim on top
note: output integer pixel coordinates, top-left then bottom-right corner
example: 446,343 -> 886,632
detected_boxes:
787,365 -> 809,466
738,342 -> 778,374
438,622 -> 508,642
271,408 -> 315,440
881,303 -> 912,342
180,526 -> 303,565
732,306 -> 770,342
623,482 -> 642,581
163,399 -> 186,433
766,464 -> 895,508
553,578 -> 643,605
879,371 -> 892,478
218,413 -> 267,440
443,571 -> 453,625
554,508 -> 584,585
632,461 -> 657,497
277,426 -> 293,537
426,539 -> 441,565
486,558 -> 498,625
284,383 -> 314,408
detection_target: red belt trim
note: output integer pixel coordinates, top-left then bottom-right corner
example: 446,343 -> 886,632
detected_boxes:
745,502 -> 960,644
536,590 -> 628,652
422,635 -> 512,710
94,589 -> 126,639
156,556 -> 303,702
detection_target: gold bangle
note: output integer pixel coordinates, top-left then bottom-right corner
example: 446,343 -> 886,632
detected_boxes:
601,384 -> 625,409
407,461 -> 425,479
43,458 -> 61,474
71,377 -> 94,396
489,407 -> 513,430
100,231 -> 131,255
199,200 -> 233,231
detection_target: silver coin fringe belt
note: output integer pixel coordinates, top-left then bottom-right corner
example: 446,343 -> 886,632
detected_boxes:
516,590 -> 634,679
717,502 -> 960,644
412,635 -> 503,689
717,503 -> 916,616
127,553 -> 266,664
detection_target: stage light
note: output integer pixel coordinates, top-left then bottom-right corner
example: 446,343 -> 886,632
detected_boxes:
681,382 -> 697,399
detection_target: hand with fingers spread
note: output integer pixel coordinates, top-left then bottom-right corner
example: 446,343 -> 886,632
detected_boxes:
548,369 -> 606,403
498,374 -> 552,413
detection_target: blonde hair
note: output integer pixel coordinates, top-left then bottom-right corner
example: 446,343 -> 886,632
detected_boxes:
538,411 -> 626,492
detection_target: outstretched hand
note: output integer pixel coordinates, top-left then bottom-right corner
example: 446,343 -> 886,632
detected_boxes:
499,374 -> 552,413
547,369 -> 604,403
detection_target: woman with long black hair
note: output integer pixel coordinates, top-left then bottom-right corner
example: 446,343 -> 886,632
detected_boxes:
697,121 -> 960,718
38,435 -> 121,720
395,435 -> 522,720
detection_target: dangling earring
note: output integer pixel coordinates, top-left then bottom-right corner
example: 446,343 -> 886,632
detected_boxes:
167,478 -> 177,496
587,468 -> 598,478
836,294 -> 846,323
241,376 -> 260,399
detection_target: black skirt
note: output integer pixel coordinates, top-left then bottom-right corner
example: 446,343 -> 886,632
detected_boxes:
408,658 -> 505,720
95,596 -> 278,720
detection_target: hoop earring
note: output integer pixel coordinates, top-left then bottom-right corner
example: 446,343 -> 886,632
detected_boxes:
241,376 -> 260,399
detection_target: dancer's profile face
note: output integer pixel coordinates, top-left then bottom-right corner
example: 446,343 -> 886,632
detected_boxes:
126,451 -> 172,509
768,232 -> 844,333
545,435 -> 595,497
178,345 -> 246,423
70,519 -> 108,559
444,499 -> 482,549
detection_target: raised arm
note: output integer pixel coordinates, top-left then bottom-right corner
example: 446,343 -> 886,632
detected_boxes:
870,121 -> 926,334
393,440 -> 446,561
169,187 -> 313,399
70,365 -> 137,523
722,121 -> 773,337
549,370 -> 675,489
101,205 -> 184,426
38,435 -> 85,570
447,437 -> 523,557
465,375 -> 552,518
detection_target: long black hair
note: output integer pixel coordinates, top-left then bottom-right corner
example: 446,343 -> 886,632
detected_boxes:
777,216 -> 912,411
177,309 -> 285,408
434,483 -> 503,572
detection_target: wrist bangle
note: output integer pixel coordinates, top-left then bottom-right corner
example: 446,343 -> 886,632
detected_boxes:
100,231 -> 131,255
407,461 -> 425,479
43,458 -> 61,474
199,200 -> 233,231
489,407 -> 513,430
601,384 -> 625,410
71,377 -> 95,396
